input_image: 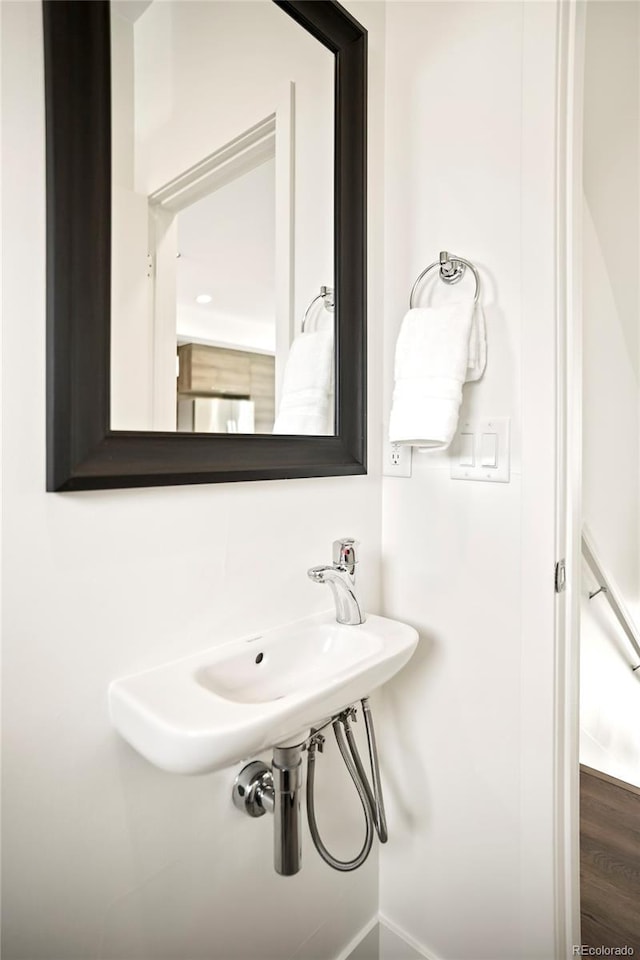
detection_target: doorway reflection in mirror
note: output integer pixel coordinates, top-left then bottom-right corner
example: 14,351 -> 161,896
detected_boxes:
174,158 -> 277,435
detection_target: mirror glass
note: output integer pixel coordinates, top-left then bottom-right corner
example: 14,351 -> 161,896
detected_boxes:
110,0 -> 335,435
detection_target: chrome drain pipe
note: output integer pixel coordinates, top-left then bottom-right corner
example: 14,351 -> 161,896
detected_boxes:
232,745 -> 303,876
272,745 -> 302,876
232,700 -> 386,876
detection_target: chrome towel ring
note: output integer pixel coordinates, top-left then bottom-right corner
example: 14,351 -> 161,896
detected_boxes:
409,251 -> 480,308
301,286 -> 335,332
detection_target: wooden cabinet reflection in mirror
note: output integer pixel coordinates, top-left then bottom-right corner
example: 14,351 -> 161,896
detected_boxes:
177,344 -> 275,435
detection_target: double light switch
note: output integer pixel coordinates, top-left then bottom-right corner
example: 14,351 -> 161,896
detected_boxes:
450,418 -> 510,482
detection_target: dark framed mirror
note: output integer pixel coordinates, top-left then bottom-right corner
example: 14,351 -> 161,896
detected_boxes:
43,0 -> 367,490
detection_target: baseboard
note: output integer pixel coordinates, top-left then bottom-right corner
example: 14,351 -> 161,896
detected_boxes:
339,914 -> 440,960
334,915 -> 379,960
378,914 -> 439,960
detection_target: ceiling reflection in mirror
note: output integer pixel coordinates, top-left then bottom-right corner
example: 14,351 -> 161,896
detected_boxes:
110,0 -> 335,435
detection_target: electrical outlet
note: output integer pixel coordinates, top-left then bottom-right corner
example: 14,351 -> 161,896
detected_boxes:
384,440 -> 412,478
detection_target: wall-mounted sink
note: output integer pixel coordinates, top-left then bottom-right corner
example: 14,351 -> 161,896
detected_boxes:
109,611 -> 418,774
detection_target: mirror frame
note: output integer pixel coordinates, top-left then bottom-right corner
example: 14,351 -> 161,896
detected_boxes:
43,0 -> 367,491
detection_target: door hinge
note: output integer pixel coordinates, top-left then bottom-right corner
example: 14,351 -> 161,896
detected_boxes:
555,559 -> 567,593
146,254 -> 153,278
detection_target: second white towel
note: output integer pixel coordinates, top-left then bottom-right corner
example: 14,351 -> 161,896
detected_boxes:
389,301 -> 475,449
273,329 -> 334,435
466,305 -> 487,381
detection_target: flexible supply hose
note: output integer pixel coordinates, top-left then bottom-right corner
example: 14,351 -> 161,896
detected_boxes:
306,717 -> 374,871
306,700 -> 387,872
361,697 -> 388,843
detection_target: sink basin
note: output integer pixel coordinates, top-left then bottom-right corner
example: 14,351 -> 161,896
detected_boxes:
109,611 -> 418,774
196,622 -> 381,704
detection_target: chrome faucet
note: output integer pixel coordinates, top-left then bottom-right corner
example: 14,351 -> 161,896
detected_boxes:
308,538 -> 365,625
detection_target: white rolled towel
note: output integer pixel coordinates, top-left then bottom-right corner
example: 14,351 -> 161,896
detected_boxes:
273,329 -> 334,435
389,301 -> 475,449
466,304 -> 487,381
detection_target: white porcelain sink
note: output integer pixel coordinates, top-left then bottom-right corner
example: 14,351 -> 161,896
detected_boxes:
109,611 -> 418,774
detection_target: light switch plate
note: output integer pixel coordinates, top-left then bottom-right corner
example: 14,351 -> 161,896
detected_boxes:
450,418 -> 510,483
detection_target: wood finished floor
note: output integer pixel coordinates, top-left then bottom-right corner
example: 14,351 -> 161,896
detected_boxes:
580,765 -> 640,951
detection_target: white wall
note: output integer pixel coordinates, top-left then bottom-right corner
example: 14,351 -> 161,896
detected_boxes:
378,3 -> 560,958
175,159 -> 277,354
583,1 -> 639,385
1,2 -> 384,958
582,0 -> 639,601
3,1 -> 569,957
579,583 -> 640,787
582,201 -> 639,600
580,204 -> 640,788
580,0 -> 640,788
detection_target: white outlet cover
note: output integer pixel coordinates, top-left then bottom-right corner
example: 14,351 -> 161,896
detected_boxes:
450,417 -> 510,483
383,440 -> 412,478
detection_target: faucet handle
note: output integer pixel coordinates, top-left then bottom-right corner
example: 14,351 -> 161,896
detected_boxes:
332,537 -> 359,572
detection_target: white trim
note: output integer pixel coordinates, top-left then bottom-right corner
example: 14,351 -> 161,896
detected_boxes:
150,205 -> 178,429
332,915 -> 379,960
378,914 -> 438,960
274,81 -> 295,410
148,115 -> 276,212
335,914 -> 440,960
519,4 -> 567,958
556,1 -> 585,954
